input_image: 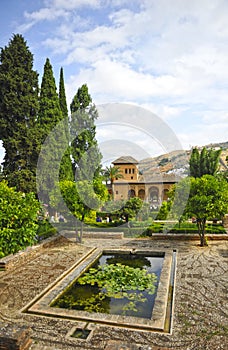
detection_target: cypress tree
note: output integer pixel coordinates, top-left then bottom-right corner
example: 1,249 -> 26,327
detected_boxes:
189,147 -> 200,178
37,58 -> 62,135
59,67 -> 68,119
190,146 -> 221,178
199,147 -> 208,176
0,34 -> 39,192
58,67 -> 73,181
37,59 -> 69,203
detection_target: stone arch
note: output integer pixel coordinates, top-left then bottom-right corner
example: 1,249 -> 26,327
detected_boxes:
138,189 -> 145,200
128,189 -> 136,198
149,186 -> 159,202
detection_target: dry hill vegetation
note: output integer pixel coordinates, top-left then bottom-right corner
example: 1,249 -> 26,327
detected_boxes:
139,141 -> 228,176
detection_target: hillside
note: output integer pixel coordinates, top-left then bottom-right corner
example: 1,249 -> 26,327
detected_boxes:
139,141 -> 228,176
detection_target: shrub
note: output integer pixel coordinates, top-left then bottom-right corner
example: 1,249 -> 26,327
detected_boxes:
0,181 -> 40,257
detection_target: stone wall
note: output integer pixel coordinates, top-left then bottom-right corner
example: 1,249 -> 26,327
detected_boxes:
0,323 -> 32,350
0,235 -> 67,271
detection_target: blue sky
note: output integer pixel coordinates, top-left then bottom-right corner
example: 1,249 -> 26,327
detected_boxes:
0,0 -> 228,165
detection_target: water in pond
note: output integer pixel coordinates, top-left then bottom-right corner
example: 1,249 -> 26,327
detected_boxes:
51,253 -> 164,319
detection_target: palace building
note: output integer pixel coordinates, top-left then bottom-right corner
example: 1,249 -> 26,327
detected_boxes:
111,156 -> 179,207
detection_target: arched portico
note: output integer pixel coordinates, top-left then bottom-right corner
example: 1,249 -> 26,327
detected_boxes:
128,189 -> 136,198
138,188 -> 145,200
149,186 -> 159,203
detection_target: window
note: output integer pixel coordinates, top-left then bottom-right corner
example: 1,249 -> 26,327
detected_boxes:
129,169 -> 131,174
125,169 -> 128,174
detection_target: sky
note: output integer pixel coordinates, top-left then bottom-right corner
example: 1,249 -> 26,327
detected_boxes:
0,0 -> 228,165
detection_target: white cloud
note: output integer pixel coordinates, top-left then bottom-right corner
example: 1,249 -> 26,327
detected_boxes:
24,8 -> 67,22
201,111 -> 228,124
45,0 -> 101,10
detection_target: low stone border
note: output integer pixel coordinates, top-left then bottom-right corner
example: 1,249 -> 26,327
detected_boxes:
149,233 -> 228,240
0,235 -> 68,271
61,230 -> 124,239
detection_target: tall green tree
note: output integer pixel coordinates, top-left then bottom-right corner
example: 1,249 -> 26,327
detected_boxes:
68,84 -> 106,240
36,59 -> 69,204
58,67 -> 73,181
70,84 -> 102,180
59,67 -> 68,118
37,58 -> 63,135
189,148 -> 200,178
0,34 -> 39,192
189,147 -> 221,178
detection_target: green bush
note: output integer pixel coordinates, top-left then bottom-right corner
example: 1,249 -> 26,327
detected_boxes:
0,181 -> 40,258
141,222 -> 226,237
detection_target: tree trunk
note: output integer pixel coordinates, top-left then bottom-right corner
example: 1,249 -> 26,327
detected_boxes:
197,218 -> 208,246
75,219 -> 79,243
111,180 -> 114,199
79,220 -> 83,243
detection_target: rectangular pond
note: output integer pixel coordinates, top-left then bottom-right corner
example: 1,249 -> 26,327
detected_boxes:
50,251 -> 164,319
22,247 -> 175,332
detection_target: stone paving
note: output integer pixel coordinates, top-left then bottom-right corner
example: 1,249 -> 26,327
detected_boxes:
0,235 -> 227,350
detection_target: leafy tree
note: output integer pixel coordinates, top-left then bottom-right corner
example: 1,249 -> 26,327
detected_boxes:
189,147 -> 221,178
58,67 -> 73,181
157,201 -> 171,220
0,34 -> 39,192
70,84 -> 102,180
120,197 -> 143,222
0,181 -> 40,257
50,179 -> 108,242
165,179 -> 191,226
176,175 -> 228,246
70,83 -> 92,111
68,84 -> 105,239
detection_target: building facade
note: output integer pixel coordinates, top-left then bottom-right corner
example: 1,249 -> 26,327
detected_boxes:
111,156 -> 178,207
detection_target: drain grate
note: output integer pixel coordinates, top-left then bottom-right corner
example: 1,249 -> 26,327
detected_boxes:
71,328 -> 91,339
